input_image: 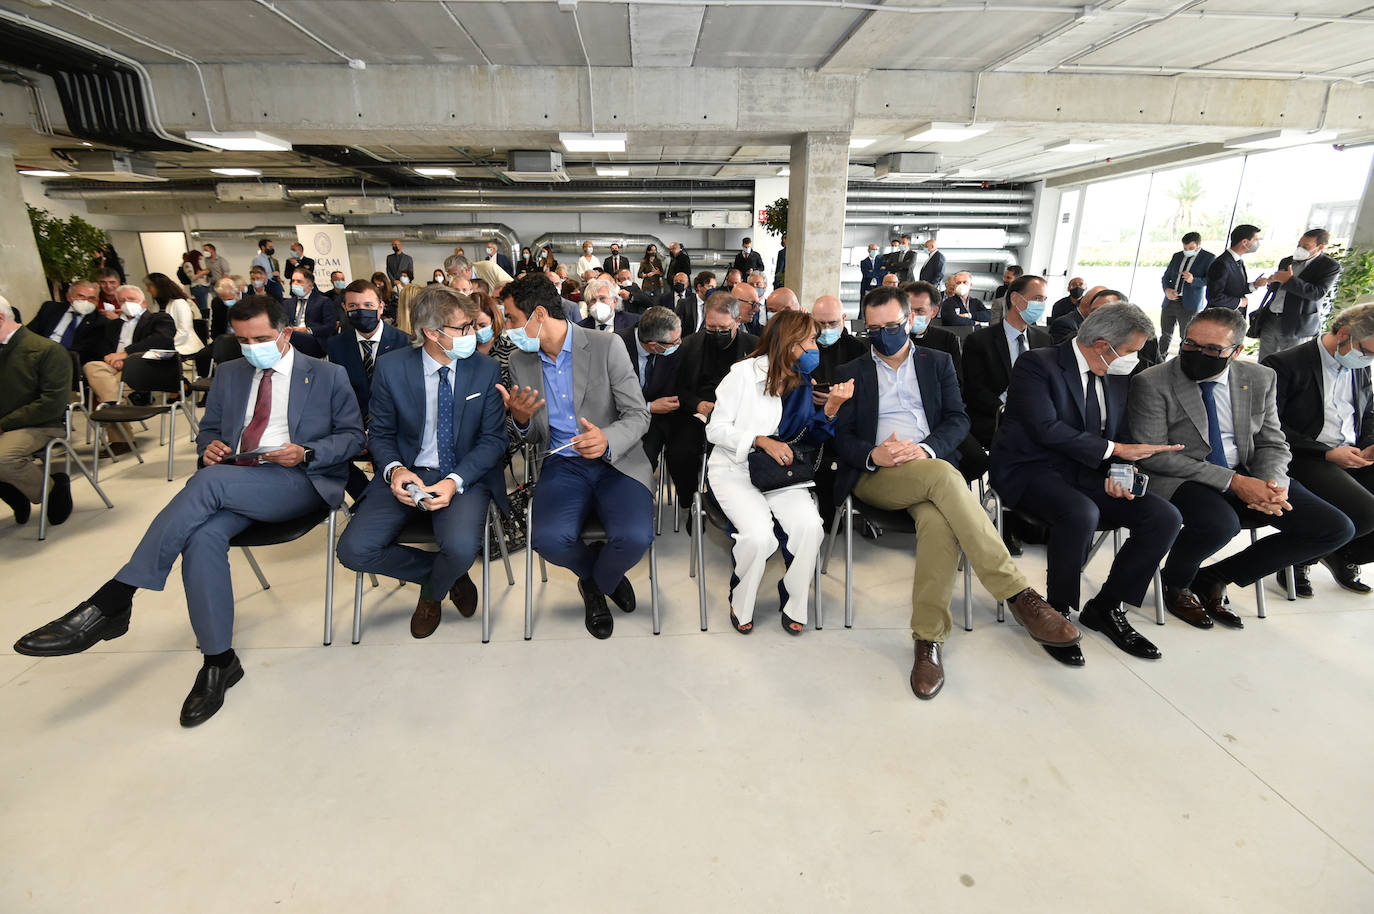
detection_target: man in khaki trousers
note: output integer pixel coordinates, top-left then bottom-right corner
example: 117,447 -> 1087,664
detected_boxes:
0,298 -> 73,526
83,285 -> 176,446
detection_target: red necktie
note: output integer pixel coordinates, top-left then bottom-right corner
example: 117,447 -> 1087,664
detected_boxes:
239,368 -> 274,451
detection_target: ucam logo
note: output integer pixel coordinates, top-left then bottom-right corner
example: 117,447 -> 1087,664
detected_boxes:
313,232 -> 333,256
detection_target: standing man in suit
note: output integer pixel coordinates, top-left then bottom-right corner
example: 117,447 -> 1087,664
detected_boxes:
940,272 -> 992,326
28,280 -> 107,356
883,235 -> 917,284
283,242 -> 315,284
731,238 -> 765,283
0,297 -> 74,527
498,273 -> 655,640
667,242 -> 692,283
961,274 -> 1055,448
1159,232 -> 1215,357
669,271 -> 716,333
615,306 -> 683,469
658,272 -> 691,311
578,278 -> 642,333
1129,307 -> 1355,629
1251,228 -> 1340,360
286,268 -> 337,347
601,243 -> 628,278
773,236 -> 787,289
251,238 -> 279,283
831,287 -> 1080,699
919,237 -> 946,287
860,243 -> 886,296
484,241 -> 514,277
14,295 -> 365,726
337,286 -> 507,638
992,304 -> 1184,665
386,239 -> 414,285
1206,224 -> 1269,311
1263,304 -> 1374,596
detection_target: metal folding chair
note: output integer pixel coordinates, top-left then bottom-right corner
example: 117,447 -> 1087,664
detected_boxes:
228,506 -> 340,645
34,404 -> 114,541
88,354 -> 198,482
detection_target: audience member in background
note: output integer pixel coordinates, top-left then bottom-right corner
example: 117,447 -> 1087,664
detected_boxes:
284,268 -> 335,356
613,267 -> 654,314
199,243 -> 230,284
992,265 -> 1024,302
884,235 -> 917,284
707,311 -> 848,635
731,238 -> 765,284
251,238 -> 279,282
325,270 -> 347,302
601,242 -> 629,277
774,236 -> 786,289
250,265 -> 283,302
430,270 -> 446,286
560,279 -> 582,305
14,295 -> 364,727
85,285 -> 175,449
337,286 -> 506,639
992,304 -> 1183,666
499,273 -> 654,640
638,244 -> 666,297
385,239 -> 414,284
475,292 -> 512,383
1263,304 -> 1374,596
962,274 -> 1055,450
659,271 -> 691,311
1251,228 -> 1340,361
178,251 -> 207,313
483,241 -> 513,276
444,254 -> 472,284
537,245 -> 558,275
1051,277 -> 1088,322
515,247 -> 536,277
616,306 -> 683,469
882,273 -> 899,288
1159,233 -> 1214,357
579,278 -> 642,333
667,242 -> 692,284
940,271 -> 992,326
919,237 -> 945,287
1129,307 -> 1354,631
395,283 -> 422,336
811,294 -> 869,524
831,287 -> 1079,699
576,242 -> 600,280
1206,224 -> 1267,311
96,268 -> 122,314
1051,286 -> 1121,344
672,292 -> 758,506
28,280 -> 106,361
901,282 -> 963,380
144,273 -> 204,358
0,297 -> 74,527
448,271 -> 474,296
750,272 -> 771,307
472,260 -> 512,293
735,282 -> 765,337
672,271 -> 715,334
210,277 -> 241,342
283,241 -> 314,283
860,243 -> 886,296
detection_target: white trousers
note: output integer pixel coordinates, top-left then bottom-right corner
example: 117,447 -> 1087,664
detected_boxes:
707,460 -> 823,624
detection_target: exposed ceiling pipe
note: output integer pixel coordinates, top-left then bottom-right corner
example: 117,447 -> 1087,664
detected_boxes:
846,188 -> 1033,202
845,214 -> 1032,227
845,202 -> 1033,215
190,223 -> 521,260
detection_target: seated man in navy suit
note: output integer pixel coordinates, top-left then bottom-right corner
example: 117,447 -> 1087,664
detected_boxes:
327,279 -> 411,498
14,295 -> 365,727
27,280 -> 109,357
831,287 -> 1079,701
284,267 -> 337,357
991,303 -> 1184,667
615,306 -> 684,472
337,286 -> 508,639
577,277 -> 641,333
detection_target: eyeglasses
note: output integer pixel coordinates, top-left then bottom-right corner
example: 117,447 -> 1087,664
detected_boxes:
1180,339 -> 1239,358
859,322 -> 906,336
440,322 -> 475,337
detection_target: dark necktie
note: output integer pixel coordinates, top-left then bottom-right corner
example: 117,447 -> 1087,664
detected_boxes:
239,368 -> 274,452
1084,371 -> 1101,434
1199,381 -> 1229,467
436,366 -> 456,477
643,353 -> 657,391
360,340 -> 375,382
1013,332 -> 1026,364
60,313 -> 79,348
1353,371 -> 1364,442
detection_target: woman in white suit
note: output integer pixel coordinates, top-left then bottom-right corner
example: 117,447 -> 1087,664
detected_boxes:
706,310 -> 853,634
143,273 -> 204,357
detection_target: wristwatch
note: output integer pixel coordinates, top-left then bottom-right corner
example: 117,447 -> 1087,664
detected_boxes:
301,447 -> 315,466
384,464 -> 399,484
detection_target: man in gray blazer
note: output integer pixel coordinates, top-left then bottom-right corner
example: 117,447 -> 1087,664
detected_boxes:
497,273 -> 653,640
14,295 -> 366,726
1128,307 -> 1354,630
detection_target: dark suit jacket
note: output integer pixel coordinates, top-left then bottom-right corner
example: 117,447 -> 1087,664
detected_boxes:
364,346 -> 508,510
910,326 -> 963,387
615,326 -> 683,403
859,255 -> 886,294
1262,337 -> 1374,457
27,301 -> 108,363
990,342 -> 1130,506
674,328 -> 758,416
1049,308 -> 1085,344
616,282 -> 654,314
285,289 -> 338,341
100,309 -> 177,359
578,310 -> 641,333
919,250 -> 946,286
326,323 -> 411,420
831,347 -> 969,503
197,352 -> 365,508
668,250 -> 692,281
1252,253 -> 1340,337
602,253 -> 630,276
814,331 -> 869,386
1162,248 -> 1216,312
741,315 -> 765,338
883,248 -> 916,283
940,294 -> 992,327
667,291 -> 703,332
962,320 -> 1054,446
731,249 -> 765,280
1206,250 -> 1252,310
385,251 -> 414,283
1050,295 -> 1080,322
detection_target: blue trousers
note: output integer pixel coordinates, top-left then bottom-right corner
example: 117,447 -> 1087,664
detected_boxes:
336,469 -> 490,594
115,464 -> 327,655
530,455 -> 653,594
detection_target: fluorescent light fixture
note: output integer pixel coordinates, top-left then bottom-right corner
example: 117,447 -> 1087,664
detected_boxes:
906,122 -> 990,143
1044,139 -> 1103,153
595,166 -> 630,176
1225,129 -> 1338,150
413,166 -> 457,177
849,137 -> 876,149
210,167 -> 262,177
19,169 -> 69,177
185,130 -> 291,152
559,132 -> 626,153
777,167 -> 790,176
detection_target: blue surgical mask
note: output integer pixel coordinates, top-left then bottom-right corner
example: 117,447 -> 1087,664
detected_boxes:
1019,298 -> 1047,324
910,314 -> 929,335
505,317 -> 542,353
870,325 -> 909,357
1336,340 -> 1374,370
242,333 -> 284,370
660,343 -> 680,357
222,298 -> 238,308
291,283 -> 306,298
438,330 -> 477,361
795,348 -> 820,375
476,326 -> 494,344
818,327 -> 842,347
333,280 -> 346,291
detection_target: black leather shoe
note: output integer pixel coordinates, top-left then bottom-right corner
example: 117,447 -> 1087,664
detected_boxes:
578,579 -> 613,639
47,473 -> 73,525
1003,530 -> 1023,557
1078,598 -> 1161,660
1321,555 -> 1372,595
179,657 -> 244,727
1277,565 -> 1313,599
1042,602 -> 1085,666
608,577 -> 636,613
13,602 -> 130,656
0,481 -> 30,525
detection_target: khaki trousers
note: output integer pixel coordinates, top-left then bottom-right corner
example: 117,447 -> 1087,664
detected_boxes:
83,360 -> 135,442
853,458 -> 1026,642
0,427 -> 64,502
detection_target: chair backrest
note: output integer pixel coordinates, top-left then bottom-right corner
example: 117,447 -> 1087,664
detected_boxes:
943,324 -> 977,343
119,353 -> 184,395
210,333 -> 243,367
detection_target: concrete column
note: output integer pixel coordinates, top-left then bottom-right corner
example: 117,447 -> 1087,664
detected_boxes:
0,152 -> 50,314
786,132 -> 850,307
1352,154 -> 1374,250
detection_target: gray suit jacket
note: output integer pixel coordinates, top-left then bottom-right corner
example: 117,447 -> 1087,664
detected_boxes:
507,322 -> 653,493
1126,357 -> 1290,500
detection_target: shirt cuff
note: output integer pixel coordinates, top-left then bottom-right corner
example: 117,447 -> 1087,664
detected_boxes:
383,461 -> 402,482
445,473 -> 465,493
1102,440 -> 1115,461
918,443 -> 936,459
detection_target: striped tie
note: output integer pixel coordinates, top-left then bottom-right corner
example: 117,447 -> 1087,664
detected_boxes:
361,340 -> 375,382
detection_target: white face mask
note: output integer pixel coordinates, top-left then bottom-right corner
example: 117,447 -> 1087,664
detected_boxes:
868,249 -> 878,258
584,248 -> 593,256
120,301 -> 144,320
1292,246 -> 1314,262
71,299 -> 97,316
591,301 -> 613,324
1105,345 -> 1139,376
202,251 -> 213,260
955,283 -> 970,297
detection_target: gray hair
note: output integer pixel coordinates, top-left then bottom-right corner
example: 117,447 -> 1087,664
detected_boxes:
637,306 -> 681,343
703,290 -> 739,321
0,294 -> 12,322
444,254 -> 472,275
115,284 -> 145,302
1189,307 -> 1248,347
410,285 -> 477,349
1077,302 -> 1156,348
584,277 -> 616,302
748,271 -> 767,284
1331,303 -> 1374,342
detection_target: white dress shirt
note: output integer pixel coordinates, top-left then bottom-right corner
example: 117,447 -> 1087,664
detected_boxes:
872,348 -> 935,460
357,322 -> 384,362
1267,257 -> 1310,314
1070,342 -> 1116,460
1317,340 -> 1358,449
240,344 -> 294,450
116,314 -> 138,352
1204,365 -> 1241,469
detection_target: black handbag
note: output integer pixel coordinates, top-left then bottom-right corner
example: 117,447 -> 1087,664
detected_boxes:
747,428 -> 822,492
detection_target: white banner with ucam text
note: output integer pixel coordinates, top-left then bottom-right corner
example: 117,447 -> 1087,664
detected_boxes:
295,224 -> 351,285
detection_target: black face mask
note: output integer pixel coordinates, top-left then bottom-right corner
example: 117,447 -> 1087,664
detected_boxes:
392,245 -> 400,253
1179,348 -> 1230,382
1069,286 -> 1084,298
347,308 -> 380,334
672,282 -> 686,294
265,247 -> 275,255
706,329 -> 735,349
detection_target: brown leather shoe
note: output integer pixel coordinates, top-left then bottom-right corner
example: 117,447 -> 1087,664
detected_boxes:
1191,573 -> 1244,629
410,598 -> 441,638
910,640 -> 945,700
1006,588 -> 1081,646
449,573 -> 478,618
1163,585 -> 1213,629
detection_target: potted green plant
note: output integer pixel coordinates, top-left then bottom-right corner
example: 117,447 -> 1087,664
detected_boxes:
760,197 -> 787,238
1329,244 -> 1374,311
27,204 -> 109,300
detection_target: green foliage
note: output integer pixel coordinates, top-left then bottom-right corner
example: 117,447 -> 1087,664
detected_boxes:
760,197 -> 787,238
27,204 -> 108,293
1328,245 -> 1374,309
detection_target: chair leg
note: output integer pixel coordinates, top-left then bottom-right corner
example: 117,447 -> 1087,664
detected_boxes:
963,552 -> 973,632
494,507 -> 515,586
66,440 -> 111,513
323,509 -> 336,646
844,498 -> 854,629
524,494 -> 535,641
241,546 -> 270,590
539,554 -> 548,583
650,538 -> 661,635
1250,529 -> 1266,619
990,489 -> 1007,623
654,462 -> 665,536
1153,569 -> 1166,625
352,572 -> 364,644
38,441 -> 55,542
822,506 -> 844,575
165,407 -> 175,481
694,495 -> 707,631
1284,567 -> 1297,602
368,573 -> 379,588
688,502 -> 698,580
482,507 -> 493,644
673,489 -> 681,533
813,546 -> 823,630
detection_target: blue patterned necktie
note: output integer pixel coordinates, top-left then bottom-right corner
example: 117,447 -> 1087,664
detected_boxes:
436,366 -> 456,476
60,313 -> 80,348
1199,381 -> 1229,468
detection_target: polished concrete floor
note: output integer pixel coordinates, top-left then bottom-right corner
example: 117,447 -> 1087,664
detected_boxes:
3,428 -> 1373,913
